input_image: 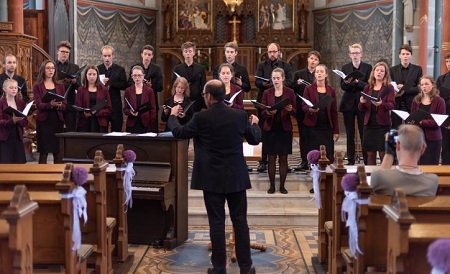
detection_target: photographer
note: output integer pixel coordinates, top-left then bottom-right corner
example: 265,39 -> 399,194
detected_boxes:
370,124 -> 438,196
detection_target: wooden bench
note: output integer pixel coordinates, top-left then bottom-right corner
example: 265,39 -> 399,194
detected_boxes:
0,147 -> 130,264
0,185 -> 39,274
0,154 -> 114,274
0,178 -> 93,273
383,189 -> 450,274
323,160 -> 450,273
343,169 -> 450,274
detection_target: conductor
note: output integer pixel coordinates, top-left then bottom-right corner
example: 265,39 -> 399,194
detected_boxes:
168,79 -> 260,274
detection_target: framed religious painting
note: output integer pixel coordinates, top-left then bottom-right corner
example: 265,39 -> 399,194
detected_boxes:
176,0 -> 213,32
258,0 -> 295,32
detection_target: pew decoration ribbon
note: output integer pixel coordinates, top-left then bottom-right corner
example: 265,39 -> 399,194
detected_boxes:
427,239 -> 450,274
341,173 -> 368,258
70,166 -> 89,252
307,150 -> 322,208
123,149 -> 136,210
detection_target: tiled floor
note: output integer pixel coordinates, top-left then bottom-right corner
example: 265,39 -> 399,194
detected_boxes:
126,226 -> 319,274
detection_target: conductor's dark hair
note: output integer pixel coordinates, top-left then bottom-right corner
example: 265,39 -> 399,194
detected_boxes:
204,79 -> 225,101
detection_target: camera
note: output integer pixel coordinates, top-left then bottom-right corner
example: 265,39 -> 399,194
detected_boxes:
385,129 -> 398,156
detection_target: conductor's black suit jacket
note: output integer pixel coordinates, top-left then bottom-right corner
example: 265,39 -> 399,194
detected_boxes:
168,102 -> 261,193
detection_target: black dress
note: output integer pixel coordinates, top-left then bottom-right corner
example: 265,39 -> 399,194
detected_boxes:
305,93 -> 334,155
0,125 -> 26,163
264,95 -> 293,155
126,94 -> 147,133
77,92 -> 104,133
36,88 -> 64,153
362,90 -> 390,152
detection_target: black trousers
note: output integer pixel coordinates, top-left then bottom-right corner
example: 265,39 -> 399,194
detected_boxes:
203,190 -> 252,274
420,139 -> 442,165
342,107 -> 366,164
296,106 -> 307,163
63,110 -> 77,132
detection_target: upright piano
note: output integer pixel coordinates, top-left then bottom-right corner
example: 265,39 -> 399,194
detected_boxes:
57,132 -> 189,249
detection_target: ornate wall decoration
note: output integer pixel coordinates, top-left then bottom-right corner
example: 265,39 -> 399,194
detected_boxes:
76,0 -> 156,73
313,1 -> 393,93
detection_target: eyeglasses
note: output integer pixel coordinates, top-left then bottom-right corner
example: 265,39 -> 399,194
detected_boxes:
132,74 -> 144,78
59,50 -> 70,54
201,92 -> 207,97
350,52 -> 361,55
176,86 -> 185,90
268,50 -> 279,54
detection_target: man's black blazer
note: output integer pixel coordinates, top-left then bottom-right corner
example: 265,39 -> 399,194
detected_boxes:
338,61 -> 372,112
390,63 -> 423,111
168,102 -> 261,193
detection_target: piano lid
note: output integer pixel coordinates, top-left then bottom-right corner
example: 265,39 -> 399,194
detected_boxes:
133,162 -> 171,183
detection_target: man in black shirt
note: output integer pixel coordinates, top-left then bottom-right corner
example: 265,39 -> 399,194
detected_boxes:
55,41 -> 80,132
128,45 -> 163,132
0,54 -> 28,102
172,41 -> 207,113
213,42 -> 251,93
293,50 -> 321,171
97,45 -> 128,132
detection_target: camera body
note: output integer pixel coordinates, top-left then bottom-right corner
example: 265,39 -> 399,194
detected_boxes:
385,129 -> 398,156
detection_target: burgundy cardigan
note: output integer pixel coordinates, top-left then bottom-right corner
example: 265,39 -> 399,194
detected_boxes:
75,85 -> 112,128
227,83 -> 244,110
358,84 -> 395,126
411,96 -> 446,141
33,81 -> 66,122
0,97 -> 28,141
302,83 -> 339,134
261,86 -> 297,132
123,85 -> 156,129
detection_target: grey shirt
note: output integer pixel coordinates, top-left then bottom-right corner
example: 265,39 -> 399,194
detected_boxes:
371,168 -> 438,196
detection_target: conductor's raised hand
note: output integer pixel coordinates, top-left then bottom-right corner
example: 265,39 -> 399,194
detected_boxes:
170,104 -> 183,116
249,114 -> 259,125
359,96 -> 367,104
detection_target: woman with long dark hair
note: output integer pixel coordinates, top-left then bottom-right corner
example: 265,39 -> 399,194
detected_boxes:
75,65 -> 112,132
33,60 -> 66,164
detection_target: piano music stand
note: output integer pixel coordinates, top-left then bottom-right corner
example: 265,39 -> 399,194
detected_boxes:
208,229 -> 266,262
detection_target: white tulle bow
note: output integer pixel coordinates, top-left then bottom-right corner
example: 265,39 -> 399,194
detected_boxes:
341,190 -> 369,258
309,164 -> 322,208
123,162 -> 135,210
61,186 -> 88,252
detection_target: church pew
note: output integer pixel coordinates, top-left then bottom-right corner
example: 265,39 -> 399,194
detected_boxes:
0,148 -> 130,263
323,161 -> 450,273
0,154 -> 114,274
383,189 -> 450,274
316,145 -> 331,264
0,180 -> 93,273
346,170 -> 450,274
0,185 -> 39,274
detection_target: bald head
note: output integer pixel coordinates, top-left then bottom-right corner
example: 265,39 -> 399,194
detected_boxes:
203,79 -> 225,101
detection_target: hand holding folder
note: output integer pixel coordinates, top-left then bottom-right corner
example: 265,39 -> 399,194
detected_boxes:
3,100 -> 34,117
224,90 -> 242,105
251,97 -> 291,110
297,94 -> 334,110
392,109 -> 430,124
72,99 -> 107,113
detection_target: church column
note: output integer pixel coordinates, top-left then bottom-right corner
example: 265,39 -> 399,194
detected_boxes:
441,0 -> 450,74
7,0 -> 24,33
417,0 -> 428,71
434,0 -> 442,77
393,0 -> 403,65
